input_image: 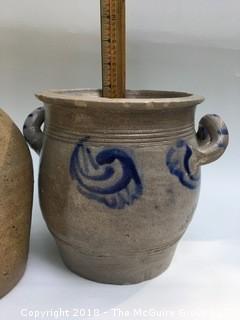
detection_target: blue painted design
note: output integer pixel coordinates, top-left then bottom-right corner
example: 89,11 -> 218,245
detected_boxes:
218,143 -> 226,148
166,140 -> 200,190
217,126 -> 228,148
217,127 -> 229,136
70,138 -> 143,209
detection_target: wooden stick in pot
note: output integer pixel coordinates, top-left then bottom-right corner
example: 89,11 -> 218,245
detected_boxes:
100,0 -> 126,98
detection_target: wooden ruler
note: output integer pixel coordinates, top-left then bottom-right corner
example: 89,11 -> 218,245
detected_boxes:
100,0 -> 126,98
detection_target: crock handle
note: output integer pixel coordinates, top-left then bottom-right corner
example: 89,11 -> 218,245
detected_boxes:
195,114 -> 229,166
23,107 -> 45,155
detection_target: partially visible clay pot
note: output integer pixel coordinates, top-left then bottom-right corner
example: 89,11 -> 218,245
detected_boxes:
0,110 -> 33,298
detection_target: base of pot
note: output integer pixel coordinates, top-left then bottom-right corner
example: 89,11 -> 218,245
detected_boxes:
0,263 -> 26,299
56,239 -> 177,285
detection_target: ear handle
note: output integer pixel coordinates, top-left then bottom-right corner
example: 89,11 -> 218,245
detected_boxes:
195,114 -> 229,166
23,107 -> 45,155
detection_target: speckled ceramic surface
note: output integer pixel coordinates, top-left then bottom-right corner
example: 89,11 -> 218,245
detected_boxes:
0,109 -> 33,297
24,89 -> 229,284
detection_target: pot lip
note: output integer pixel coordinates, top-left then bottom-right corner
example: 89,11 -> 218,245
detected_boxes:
36,88 -> 205,109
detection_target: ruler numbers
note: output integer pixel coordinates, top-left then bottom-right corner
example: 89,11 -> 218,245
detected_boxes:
101,0 -> 126,98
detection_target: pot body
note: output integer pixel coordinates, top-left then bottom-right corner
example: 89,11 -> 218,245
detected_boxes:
0,110 -> 33,297
24,89 -> 228,284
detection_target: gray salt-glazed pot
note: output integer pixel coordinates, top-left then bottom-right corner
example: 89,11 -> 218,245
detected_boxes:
23,89 -> 229,284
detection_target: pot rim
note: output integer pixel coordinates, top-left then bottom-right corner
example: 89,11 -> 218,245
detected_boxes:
36,89 -> 204,109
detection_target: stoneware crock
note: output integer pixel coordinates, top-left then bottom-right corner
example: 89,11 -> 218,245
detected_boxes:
23,89 -> 229,284
0,109 -> 33,297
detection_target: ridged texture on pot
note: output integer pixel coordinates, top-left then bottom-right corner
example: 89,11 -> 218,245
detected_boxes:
0,110 -> 33,298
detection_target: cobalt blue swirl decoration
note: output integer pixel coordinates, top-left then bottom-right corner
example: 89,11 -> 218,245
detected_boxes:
70,138 -> 143,209
166,140 -> 200,190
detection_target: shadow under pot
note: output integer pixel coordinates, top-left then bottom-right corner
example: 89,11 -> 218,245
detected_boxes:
23,89 -> 229,285
0,110 -> 33,298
